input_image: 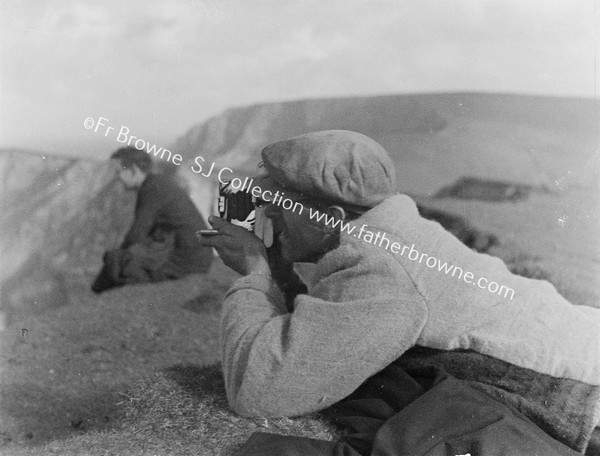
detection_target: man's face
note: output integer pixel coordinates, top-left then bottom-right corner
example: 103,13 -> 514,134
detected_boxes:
264,200 -> 332,263
112,160 -> 142,190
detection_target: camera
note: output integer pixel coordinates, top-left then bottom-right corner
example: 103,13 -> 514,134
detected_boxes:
198,180 -> 274,247
218,180 -> 256,230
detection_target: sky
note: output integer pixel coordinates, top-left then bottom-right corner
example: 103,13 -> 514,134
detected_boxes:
0,0 -> 598,159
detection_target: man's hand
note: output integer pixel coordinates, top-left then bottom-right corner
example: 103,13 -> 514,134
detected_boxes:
198,216 -> 271,277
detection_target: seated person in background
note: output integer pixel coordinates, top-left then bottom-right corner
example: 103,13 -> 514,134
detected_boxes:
91,146 -> 213,293
199,130 -> 600,454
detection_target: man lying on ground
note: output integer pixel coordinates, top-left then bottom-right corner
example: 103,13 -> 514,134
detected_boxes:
199,130 -> 600,454
91,146 -> 213,293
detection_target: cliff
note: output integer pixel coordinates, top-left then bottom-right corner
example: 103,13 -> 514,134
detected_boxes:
0,150 -> 133,324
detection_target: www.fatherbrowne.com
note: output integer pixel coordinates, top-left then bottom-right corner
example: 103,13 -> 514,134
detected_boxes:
191,172 -> 515,301
307,206 -> 516,301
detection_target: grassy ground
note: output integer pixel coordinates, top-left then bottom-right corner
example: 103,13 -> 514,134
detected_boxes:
1,363 -> 338,456
0,259 -> 339,455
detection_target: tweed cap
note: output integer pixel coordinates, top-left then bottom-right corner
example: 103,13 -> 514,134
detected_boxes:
260,130 -> 396,210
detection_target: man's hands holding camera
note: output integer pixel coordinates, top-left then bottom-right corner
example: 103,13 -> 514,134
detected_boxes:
198,216 -> 306,310
198,216 -> 271,277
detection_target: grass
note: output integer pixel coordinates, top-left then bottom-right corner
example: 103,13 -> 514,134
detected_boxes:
0,260 -> 339,455
2,364 -> 338,456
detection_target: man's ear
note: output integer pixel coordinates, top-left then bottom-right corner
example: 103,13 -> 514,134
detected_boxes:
323,205 -> 346,233
328,205 -> 346,220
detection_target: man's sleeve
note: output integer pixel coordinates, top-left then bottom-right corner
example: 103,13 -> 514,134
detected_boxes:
122,180 -> 163,248
220,247 -> 428,418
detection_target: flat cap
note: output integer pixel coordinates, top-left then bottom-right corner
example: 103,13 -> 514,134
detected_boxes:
260,130 -> 396,210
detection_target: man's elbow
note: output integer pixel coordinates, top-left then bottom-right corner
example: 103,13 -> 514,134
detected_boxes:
226,388 -> 290,418
226,383 -> 322,418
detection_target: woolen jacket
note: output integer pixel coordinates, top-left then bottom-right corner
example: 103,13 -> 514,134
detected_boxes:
220,194 -> 600,417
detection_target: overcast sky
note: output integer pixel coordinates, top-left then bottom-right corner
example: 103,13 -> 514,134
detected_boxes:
1,0 -> 598,158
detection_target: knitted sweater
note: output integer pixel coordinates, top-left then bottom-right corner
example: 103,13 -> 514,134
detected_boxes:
220,194 -> 600,417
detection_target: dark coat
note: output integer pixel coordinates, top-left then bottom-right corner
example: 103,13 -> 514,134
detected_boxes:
121,172 -> 213,276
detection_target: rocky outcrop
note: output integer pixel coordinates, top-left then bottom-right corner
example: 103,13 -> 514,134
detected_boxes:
0,150 -> 133,325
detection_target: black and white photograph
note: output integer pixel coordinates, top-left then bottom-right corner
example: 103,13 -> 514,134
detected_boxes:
1,1 -> 599,455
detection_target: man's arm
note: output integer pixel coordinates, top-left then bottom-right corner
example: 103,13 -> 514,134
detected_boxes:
221,244 -> 428,417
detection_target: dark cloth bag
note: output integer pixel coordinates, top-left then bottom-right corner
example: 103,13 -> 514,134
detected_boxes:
236,364 -> 582,456
395,347 -> 600,453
